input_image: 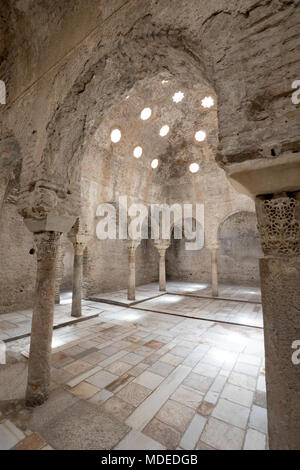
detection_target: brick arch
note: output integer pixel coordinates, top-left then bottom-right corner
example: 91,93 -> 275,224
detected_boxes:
19,20 -> 213,220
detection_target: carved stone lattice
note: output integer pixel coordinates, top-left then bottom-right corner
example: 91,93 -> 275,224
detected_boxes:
256,196 -> 300,257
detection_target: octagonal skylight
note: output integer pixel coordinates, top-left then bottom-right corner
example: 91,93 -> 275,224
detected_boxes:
195,130 -> 206,142
110,129 -> 121,143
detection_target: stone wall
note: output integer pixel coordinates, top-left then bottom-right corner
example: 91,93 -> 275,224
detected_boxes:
218,211 -> 262,285
1,0 -> 299,312
83,238 -> 158,296
0,203 -> 35,314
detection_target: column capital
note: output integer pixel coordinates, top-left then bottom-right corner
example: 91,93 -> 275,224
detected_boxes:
24,214 -> 76,234
68,217 -> 91,253
126,239 -> 141,252
72,242 -> 86,256
207,244 -> 220,251
256,192 -> 300,257
154,239 -> 170,254
33,231 -> 61,260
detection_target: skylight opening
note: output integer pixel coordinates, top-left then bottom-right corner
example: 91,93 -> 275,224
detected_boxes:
195,130 -> 206,142
151,159 -> 159,169
172,91 -> 184,103
189,163 -> 200,174
140,108 -> 152,121
110,129 -> 121,143
160,125 -> 170,137
201,96 -> 214,108
133,146 -> 143,158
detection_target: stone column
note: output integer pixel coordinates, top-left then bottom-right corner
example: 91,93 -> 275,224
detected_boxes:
25,231 -> 61,407
209,245 -> 219,297
256,192 -> 300,450
70,242 -> 85,318
68,219 -> 90,318
23,214 -> 76,407
127,240 -> 140,301
154,241 -> 170,291
54,240 -> 64,304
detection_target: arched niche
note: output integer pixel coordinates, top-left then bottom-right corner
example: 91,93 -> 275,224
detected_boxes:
218,211 -> 263,286
166,217 -> 210,282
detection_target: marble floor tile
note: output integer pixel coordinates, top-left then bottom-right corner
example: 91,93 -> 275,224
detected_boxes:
13,432 -> 46,450
122,352 -> 145,366
243,428 -> 266,450
183,372 -> 214,393
148,361 -> 175,377
197,401 -> 215,417
234,361 -> 260,377
105,361 -> 133,376
70,381 -> 99,399
212,398 -> 250,429
117,383 -> 152,407
228,371 -> 257,391
171,385 -> 204,409
89,389 -> 114,405
193,362 -> 220,378
126,365 -> 191,431
102,396 -> 135,422
115,429 -> 165,450
201,417 -> 245,450
157,353 -> 183,367
156,400 -> 195,432
180,414 -> 207,450
86,370 -> 118,389
249,405 -> 268,433
0,423 -> 19,450
63,359 -> 93,376
221,383 -> 254,408
253,390 -> 267,408
66,365 -> 102,388
143,418 -> 181,450
134,371 -> 164,390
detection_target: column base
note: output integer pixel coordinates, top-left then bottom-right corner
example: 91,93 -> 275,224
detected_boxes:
25,387 -> 50,408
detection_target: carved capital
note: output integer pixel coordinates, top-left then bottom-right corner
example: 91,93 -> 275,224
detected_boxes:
34,231 -> 61,260
154,240 -> 170,256
256,193 -> 300,257
68,217 -> 90,250
126,239 -> 140,262
73,242 -> 86,256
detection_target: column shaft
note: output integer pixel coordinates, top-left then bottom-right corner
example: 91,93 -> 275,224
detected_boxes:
128,249 -> 136,301
260,256 -> 300,449
159,252 -> 166,291
54,241 -> 64,304
71,246 -> 84,317
26,231 -> 61,407
210,247 -> 218,297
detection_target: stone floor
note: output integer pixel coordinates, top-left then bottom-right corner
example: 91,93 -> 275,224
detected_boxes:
89,284 -> 165,306
0,295 -> 102,342
165,281 -> 261,303
89,282 -> 262,307
90,283 -> 263,329
0,296 -> 267,450
134,294 -> 263,329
